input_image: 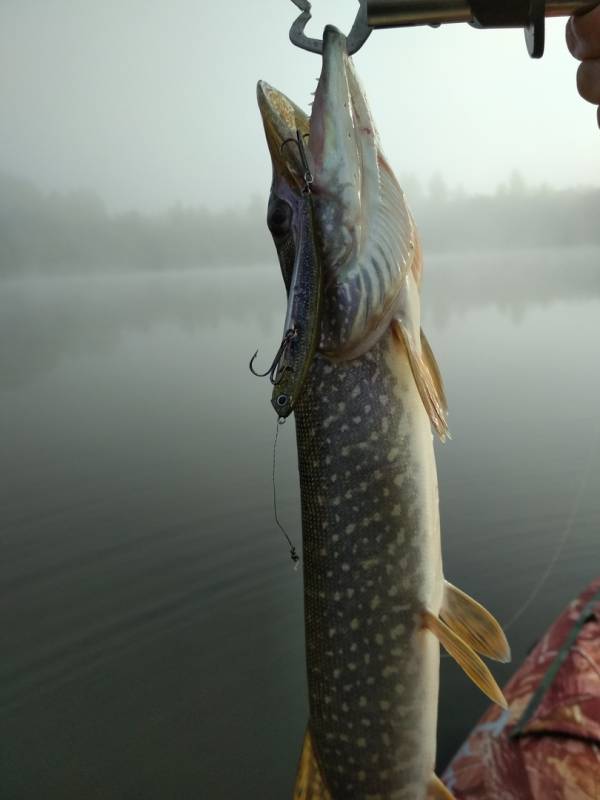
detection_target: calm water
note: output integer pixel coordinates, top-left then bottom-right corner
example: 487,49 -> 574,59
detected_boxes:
2,248 -> 600,798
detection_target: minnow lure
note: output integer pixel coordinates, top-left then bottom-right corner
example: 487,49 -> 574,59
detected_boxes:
250,132 -> 323,419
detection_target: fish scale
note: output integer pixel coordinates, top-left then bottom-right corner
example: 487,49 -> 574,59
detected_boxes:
295,331 -> 443,799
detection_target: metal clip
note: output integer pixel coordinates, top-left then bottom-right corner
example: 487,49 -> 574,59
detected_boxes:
282,130 -> 313,194
289,0 -> 372,55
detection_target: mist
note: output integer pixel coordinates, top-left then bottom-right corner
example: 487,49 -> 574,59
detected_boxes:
3,2 -> 600,799
1,1 -> 599,213
2,171 -> 599,276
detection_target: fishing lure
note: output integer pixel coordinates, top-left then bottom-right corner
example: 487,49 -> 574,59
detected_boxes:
250,130 -> 323,420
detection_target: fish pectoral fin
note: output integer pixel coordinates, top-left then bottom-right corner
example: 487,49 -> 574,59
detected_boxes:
422,610 -> 508,709
441,580 -> 511,663
420,329 -> 448,420
293,726 -> 332,799
391,319 -> 449,441
427,773 -> 457,800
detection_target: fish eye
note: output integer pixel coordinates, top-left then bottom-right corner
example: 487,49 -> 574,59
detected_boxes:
267,200 -> 292,238
276,394 -> 288,407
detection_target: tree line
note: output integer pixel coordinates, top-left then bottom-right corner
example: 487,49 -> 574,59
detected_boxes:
0,171 -> 598,276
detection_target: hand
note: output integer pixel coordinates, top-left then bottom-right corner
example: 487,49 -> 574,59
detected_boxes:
566,5 -> 600,127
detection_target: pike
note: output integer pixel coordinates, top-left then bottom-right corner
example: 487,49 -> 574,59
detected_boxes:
257,23 -> 510,800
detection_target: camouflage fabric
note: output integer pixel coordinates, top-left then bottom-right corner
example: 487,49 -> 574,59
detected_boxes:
444,578 -> 600,800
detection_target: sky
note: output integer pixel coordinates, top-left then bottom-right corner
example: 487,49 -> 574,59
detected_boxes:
1,0 -> 598,212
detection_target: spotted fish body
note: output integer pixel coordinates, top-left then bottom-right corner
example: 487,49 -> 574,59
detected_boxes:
257,23 -> 509,800
295,333 -> 442,798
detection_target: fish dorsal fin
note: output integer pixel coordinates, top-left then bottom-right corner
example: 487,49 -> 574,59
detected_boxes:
390,268 -> 448,440
427,773 -> 457,800
422,611 -> 508,709
293,727 -> 332,799
441,581 -> 511,663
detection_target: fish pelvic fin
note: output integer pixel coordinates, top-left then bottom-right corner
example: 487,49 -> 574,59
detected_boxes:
441,580 -> 511,663
427,773 -> 457,800
293,727 -> 332,800
392,316 -> 449,442
422,610 -> 508,709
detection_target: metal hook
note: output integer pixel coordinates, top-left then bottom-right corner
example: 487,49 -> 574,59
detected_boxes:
249,328 -> 296,385
281,130 -> 313,194
281,131 -> 310,151
289,0 -> 372,56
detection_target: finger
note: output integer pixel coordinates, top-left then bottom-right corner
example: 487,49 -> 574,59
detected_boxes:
577,59 -> 600,103
567,5 -> 600,60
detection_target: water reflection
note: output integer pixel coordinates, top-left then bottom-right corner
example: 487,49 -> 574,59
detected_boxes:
0,269 -> 284,387
1,246 -> 598,388
2,250 -> 600,798
424,246 -> 600,327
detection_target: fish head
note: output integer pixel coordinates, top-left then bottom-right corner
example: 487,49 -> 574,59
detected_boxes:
258,25 -> 414,360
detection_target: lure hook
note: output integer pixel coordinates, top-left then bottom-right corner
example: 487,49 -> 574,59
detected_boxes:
281,130 -> 313,194
289,0 -> 372,56
249,328 -> 297,385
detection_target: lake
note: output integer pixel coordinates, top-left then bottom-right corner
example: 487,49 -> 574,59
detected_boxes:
2,247 -> 600,798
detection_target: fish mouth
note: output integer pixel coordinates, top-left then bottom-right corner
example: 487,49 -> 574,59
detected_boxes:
256,80 -> 310,192
259,25 -> 407,361
257,25 -> 365,205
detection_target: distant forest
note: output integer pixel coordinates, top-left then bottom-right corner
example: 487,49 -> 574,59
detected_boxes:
1,171 -> 599,276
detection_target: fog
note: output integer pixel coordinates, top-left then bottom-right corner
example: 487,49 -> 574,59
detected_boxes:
3,251 -> 600,798
1,239 -> 598,391
3,3 -> 600,798
1,170 -> 599,276
1,1 -> 599,214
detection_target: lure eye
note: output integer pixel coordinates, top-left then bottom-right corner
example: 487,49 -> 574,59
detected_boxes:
267,199 -> 292,238
272,391 -> 293,419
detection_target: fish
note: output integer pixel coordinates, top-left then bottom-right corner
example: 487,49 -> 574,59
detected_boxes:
257,24 -> 510,800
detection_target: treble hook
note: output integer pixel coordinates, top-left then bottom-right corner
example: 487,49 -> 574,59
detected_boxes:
281,130 -> 313,194
249,328 -> 296,385
289,0 -> 372,56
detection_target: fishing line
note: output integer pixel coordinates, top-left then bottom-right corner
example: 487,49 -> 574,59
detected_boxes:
502,421 -> 599,633
440,422 -> 599,664
272,418 -> 300,569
